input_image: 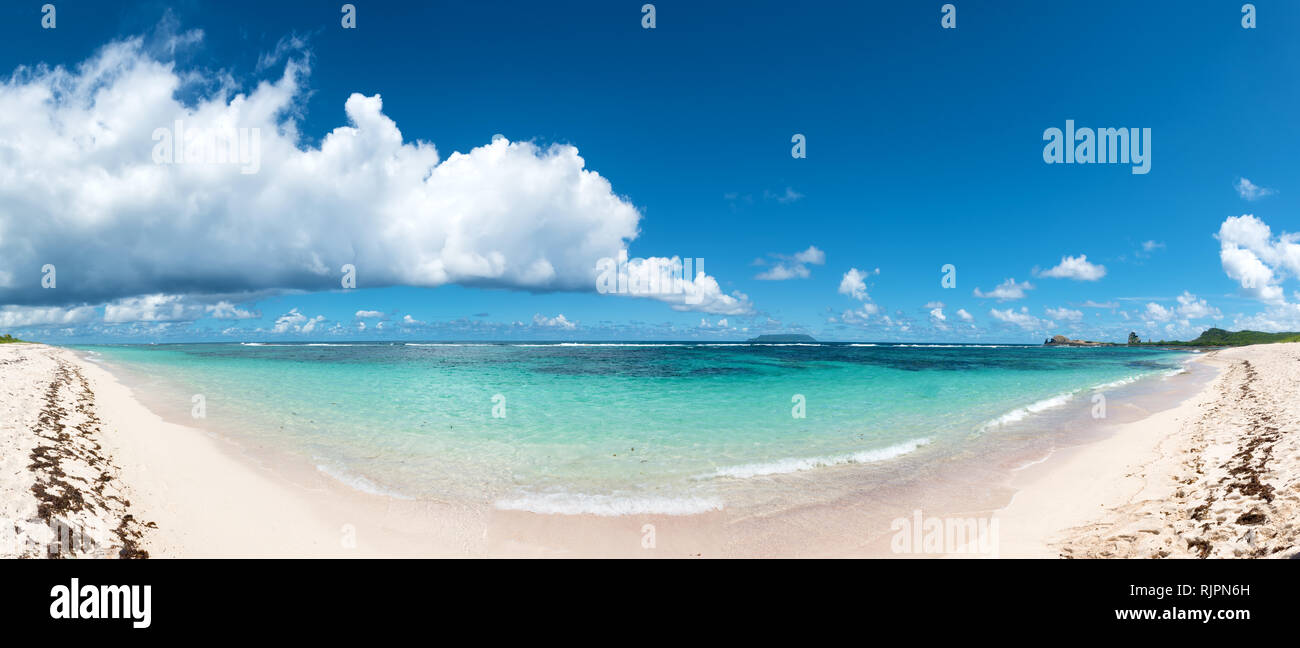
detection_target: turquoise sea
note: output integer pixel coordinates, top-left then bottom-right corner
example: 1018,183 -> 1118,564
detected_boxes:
74,342 -> 1194,515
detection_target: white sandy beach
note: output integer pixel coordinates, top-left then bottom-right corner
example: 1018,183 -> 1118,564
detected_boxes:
1,343 -> 720,557
1,343 -> 482,557
999,344 -> 1300,558
2,341 -> 1298,558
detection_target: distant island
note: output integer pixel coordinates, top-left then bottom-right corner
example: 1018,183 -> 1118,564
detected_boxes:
1044,328 -> 1300,348
746,334 -> 817,343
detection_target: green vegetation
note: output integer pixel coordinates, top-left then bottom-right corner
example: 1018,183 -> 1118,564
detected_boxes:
1136,327 -> 1300,347
0,334 -> 24,344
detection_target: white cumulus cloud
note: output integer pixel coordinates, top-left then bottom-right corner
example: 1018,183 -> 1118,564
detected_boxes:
1217,215 -> 1300,303
102,294 -> 190,323
755,245 -> 826,281
1175,291 -> 1220,320
1045,307 -> 1083,322
0,33 -> 746,320
206,301 -> 259,319
1144,302 -> 1175,322
838,267 -> 877,301
0,305 -> 98,328
1035,255 -> 1106,281
989,307 -> 1044,331
532,313 -> 576,330
973,278 -> 1033,301
610,256 -> 753,315
271,308 -> 326,334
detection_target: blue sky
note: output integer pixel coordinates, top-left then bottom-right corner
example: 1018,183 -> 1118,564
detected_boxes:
1,1 -> 1299,342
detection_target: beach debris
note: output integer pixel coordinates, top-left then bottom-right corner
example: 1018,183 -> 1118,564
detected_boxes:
1056,351 -> 1299,559
23,354 -> 154,558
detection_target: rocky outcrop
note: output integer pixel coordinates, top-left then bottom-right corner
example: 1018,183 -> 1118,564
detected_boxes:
1044,335 -> 1118,347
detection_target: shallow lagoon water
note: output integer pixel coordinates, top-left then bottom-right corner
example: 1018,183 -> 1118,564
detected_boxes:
77,342 -> 1193,514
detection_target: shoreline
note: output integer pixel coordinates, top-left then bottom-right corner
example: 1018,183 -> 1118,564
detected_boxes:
3,342 -> 1296,557
998,344 -> 1300,558
75,341 -> 1201,517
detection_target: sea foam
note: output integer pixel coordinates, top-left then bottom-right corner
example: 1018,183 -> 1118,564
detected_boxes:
494,491 -> 723,516
980,392 -> 1076,431
315,463 -> 414,500
707,438 -> 930,479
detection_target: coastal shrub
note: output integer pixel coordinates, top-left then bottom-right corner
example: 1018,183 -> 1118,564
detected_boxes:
1132,328 -> 1300,347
